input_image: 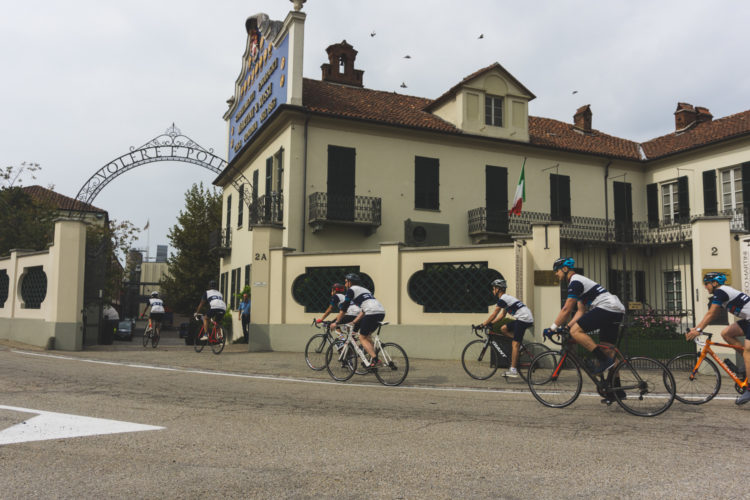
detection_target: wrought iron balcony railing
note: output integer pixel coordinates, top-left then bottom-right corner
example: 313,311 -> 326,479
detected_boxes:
468,207 -> 510,240
308,192 -> 381,234
209,228 -> 231,256
249,192 -> 283,226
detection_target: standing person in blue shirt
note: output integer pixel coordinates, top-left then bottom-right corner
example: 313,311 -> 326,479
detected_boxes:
194,280 -> 227,341
331,274 -> 386,369
686,272 -> 750,405
545,257 -> 625,374
237,292 -> 251,343
477,279 -> 534,378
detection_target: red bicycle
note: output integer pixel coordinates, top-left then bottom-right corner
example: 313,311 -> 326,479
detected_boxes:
194,314 -> 225,354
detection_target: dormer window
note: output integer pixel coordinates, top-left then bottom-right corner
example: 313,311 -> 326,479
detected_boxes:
485,95 -> 504,127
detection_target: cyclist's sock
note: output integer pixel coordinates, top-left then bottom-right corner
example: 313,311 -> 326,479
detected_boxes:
592,347 -> 608,362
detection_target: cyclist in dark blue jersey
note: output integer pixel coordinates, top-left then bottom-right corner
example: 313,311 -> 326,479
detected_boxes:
687,272 -> 750,405
544,257 -> 625,374
316,283 -> 360,326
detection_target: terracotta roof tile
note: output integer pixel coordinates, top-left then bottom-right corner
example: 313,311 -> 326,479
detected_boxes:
529,116 -> 641,160
22,185 -> 107,214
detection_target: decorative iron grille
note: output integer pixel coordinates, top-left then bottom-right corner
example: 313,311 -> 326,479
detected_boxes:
209,229 -> 231,256
308,192 -> 382,226
20,266 -> 47,309
0,270 -> 8,308
407,262 -> 503,313
468,207 -> 509,235
292,266 -> 375,313
249,192 -> 283,225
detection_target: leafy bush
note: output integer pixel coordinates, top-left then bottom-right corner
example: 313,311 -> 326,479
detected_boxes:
626,312 -> 682,339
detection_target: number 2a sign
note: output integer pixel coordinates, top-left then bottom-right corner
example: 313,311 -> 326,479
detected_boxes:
254,253 -> 267,261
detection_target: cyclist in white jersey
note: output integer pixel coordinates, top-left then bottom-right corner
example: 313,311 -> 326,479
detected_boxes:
141,291 -> 165,329
477,278 -> 534,378
687,272 -> 750,405
331,273 -> 386,370
317,283 -> 360,326
544,257 -> 625,374
194,280 -> 227,341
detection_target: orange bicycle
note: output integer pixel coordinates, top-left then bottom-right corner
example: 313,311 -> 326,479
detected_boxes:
666,332 -> 748,404
194,313 -> 225,354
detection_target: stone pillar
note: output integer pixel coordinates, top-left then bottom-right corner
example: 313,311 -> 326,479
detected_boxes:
529,223 -> 562,335
49,218 -> 87,350
378,242 -> 403,324
691,216 -> 732,335
247,225 -> 283,351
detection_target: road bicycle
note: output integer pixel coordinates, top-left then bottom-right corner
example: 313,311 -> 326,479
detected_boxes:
666,332 -> 748,404
462,325 -> 550,382
527,327 -> 676,417
142,317 -> 160,348
305,320 -> 368,375
193,313 -> 226,354
325,322 -> 409,386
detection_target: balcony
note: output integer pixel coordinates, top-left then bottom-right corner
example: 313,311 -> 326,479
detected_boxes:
308,192 -> 381,235
209,228 -> 231,257
468,207 -> 510,243
249,192 -> 283,227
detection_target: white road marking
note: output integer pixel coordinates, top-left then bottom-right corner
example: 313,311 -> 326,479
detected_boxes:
0,405 -> 164,445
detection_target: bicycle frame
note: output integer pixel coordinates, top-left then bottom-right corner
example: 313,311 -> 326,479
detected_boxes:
196,315 -> 221,343
692,335 -> 748,388
335,323 -> 392,368
472,326 -> 513,365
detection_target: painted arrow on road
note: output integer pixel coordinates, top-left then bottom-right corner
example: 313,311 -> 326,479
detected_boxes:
0,405 -> 164,445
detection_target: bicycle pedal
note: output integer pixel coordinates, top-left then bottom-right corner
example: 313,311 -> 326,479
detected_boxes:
600,398 -> 614,406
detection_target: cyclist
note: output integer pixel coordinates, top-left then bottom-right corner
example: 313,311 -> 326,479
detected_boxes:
141,291 -> 165,333
331,273 -> 385,369
194,280 -> 227,341
686,272 -> 750,405
477,278 -> 534,378
544,257 -> 625,374
316,283 -> 360,327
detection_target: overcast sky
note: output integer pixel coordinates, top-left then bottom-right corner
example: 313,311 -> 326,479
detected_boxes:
2,0 -> 749,261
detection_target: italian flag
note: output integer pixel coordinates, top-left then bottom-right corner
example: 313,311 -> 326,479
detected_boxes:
509,159 -> 526,216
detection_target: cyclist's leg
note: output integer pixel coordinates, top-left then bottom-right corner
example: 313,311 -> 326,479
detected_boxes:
358,315 -> 383,361
720,322 -> 744,348
575,309 -> 621,368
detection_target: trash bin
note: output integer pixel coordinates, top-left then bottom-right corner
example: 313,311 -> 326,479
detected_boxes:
185,318 -> 201,345
178,322 -> 189,339
100,319 -> 117,345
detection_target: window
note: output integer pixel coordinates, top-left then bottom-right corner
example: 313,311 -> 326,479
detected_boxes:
220,272 -> 228,302
485,95 -> 503,127
238,185 -> 244,228
661,181 -> 679,224
226,195 -> 232,233
609,270 -> 645,303
550,174 -> 571,222
415,156 -> 439,210
230,269 -> 237,309
407,262 -> 503,313
664,271 -> 682,311
721,167 -> 743,212
244,264 -> 251,287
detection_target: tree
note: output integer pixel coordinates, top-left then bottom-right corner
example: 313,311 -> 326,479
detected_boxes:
0,162 -> 56,256
160,182 -> 222,314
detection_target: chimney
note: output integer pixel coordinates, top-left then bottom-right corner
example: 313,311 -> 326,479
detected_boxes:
320,40 -> 364,87
674,102 -> 697,131
573,104 -> 592,133
695,106 -> 713,124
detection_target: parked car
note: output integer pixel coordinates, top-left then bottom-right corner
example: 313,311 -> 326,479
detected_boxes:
114,319 -> 135,341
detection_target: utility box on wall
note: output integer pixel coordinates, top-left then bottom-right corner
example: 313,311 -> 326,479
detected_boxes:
404,219 -> 450,247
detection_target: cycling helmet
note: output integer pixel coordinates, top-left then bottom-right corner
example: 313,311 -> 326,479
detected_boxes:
208,280 -> 217,289
490,279 -> 507,289
703,272 -> 727,286
553,257 -> 575,271
331,283 -> 346,293
150,291 -> 159,298
344,273 -> 361,283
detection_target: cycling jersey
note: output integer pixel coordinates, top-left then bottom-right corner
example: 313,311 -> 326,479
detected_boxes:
331,293 -> 361,316
148,297 -> 165,314
202,289 -> 227,311
341,285 -> 385,315
711,285 -> 750,320
567,274 -> 624,314
495,293 -> 533,323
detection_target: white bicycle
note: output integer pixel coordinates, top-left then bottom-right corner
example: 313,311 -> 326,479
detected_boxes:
325,322 -> 409,386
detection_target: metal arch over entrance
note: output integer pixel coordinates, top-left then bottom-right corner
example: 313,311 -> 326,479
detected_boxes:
75,124 -> 250,206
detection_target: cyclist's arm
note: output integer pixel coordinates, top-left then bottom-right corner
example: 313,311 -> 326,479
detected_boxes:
317,304 -> 335,322
552,297 -> 577,329
140,304 -> 151,319
567,300 -> 585,328
350,310 -> 365,325
687,303 -> 722,340
194,298 -> 206,316
482,306 -> 502,327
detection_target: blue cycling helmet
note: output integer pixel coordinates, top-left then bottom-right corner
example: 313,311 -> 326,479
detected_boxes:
553,257 -> 575,271
703,272 -> 726,285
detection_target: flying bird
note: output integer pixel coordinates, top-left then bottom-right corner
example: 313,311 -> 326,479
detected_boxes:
400,82 -> 407,88
478,34 -> 484,39
404,55 -> 411,59
572,90 -> 578,94
370,31 -> 376,37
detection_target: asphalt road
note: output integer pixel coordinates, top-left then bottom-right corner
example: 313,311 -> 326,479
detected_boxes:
1,338 -> 748,499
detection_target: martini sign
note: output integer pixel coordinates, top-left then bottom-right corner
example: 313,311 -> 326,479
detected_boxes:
228,14 -> 289,163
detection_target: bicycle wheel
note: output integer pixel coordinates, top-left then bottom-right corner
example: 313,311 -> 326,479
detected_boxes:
194,326 -> 206,353
517,342 -> 550,382
326,343 -> 357,381
142,327 -> 150,347
461,339 -> 497,380
611,356 -> 675,417
211,327 -> 226,354
527,350 -> 582,408
666,353 -> 720,405
374,342 -> 409,386
305,334 -> 331,371
151,325 -> 160,348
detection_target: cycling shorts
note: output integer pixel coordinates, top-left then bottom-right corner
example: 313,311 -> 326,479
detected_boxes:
207,309 -> 225,322
358,313 -> 385,336
341,315 -> 357,331
576,308 -> 623,344
149,312 -> 164,323
735,319 -> 750,338
504,320 -> 533,342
